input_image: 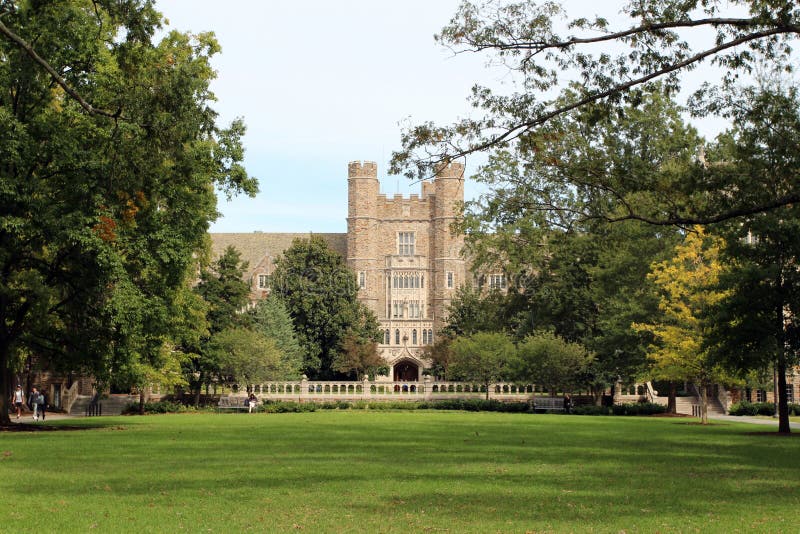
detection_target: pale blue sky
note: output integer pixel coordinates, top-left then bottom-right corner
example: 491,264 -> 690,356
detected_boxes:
159,0 -> 498,233
158,1 -> 738,233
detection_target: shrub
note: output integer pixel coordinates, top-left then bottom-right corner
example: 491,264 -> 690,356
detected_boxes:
610,402 -> 667,416
122,400 -> 197,415
728,401 -> 775,416
570,405 -> 612,416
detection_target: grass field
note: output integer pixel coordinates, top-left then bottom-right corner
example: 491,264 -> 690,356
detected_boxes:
1,411 -> 798,533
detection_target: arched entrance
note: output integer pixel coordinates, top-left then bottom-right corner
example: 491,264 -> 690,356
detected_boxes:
393,359 -> 419,382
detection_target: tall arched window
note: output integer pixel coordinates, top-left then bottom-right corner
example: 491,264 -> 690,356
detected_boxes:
428,329 -> 433,344
412,329 -> 417,345
384,329 -> 390,344
422,329 -> 428,345
395,329 -> 400,345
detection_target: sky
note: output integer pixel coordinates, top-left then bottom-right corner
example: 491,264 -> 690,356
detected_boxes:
158,0 -> 500,233
157,1 -> 739,234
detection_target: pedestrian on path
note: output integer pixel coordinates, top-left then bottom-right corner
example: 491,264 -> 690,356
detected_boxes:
28,387 -> 40,421
12,384 -> 24,420
38,390 -> 47,421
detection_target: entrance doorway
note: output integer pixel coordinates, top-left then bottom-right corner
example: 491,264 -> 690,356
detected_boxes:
393,360 -> 419,382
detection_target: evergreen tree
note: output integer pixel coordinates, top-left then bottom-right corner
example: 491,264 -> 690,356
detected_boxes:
272,236 -> 381,379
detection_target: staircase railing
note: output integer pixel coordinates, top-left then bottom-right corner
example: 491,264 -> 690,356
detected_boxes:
62,381 -> 81,414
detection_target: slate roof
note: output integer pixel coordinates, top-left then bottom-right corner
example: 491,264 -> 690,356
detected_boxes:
209,232 -> 347,272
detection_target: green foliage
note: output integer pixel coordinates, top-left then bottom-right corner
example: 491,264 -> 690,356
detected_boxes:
450,332 -> 518,396
0,1 -> 256,422
195,246 -> 252,334
332,335 -> 382,380
271,236 -> 381,378
569,405 -> 612,416
249,294 -> 304,379
207,328 -> 285,386
727,401 -> 779,416
122,400 -> 202,415
610,403 -> 668,416
515,331 -> 593,394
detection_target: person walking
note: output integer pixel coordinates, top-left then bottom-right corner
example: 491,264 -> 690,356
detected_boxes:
28,387 -> 40,421
37,390 -> 47,421
12,385 -> 25,420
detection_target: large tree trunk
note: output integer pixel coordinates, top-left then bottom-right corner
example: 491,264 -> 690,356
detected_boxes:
699,383 -> 709,425
773,298 -> 791,434
776,350 -> 791,434
0,345 -> 12,425
667,382 -> 677,414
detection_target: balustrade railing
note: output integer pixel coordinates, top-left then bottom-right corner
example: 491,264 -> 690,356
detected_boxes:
236,378 -> 538,402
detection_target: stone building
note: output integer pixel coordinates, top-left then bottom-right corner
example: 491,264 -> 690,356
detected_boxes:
210,161 -> 467,381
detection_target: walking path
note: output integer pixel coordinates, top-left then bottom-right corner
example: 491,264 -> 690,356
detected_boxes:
710,414 -> 800,430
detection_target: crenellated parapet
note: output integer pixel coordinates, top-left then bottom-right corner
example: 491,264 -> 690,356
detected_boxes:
348,160 -> 378,178
434,161 -> 465,180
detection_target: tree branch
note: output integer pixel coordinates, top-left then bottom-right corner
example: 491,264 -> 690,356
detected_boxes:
0,18 -> 123,120
443,27 -> 793,163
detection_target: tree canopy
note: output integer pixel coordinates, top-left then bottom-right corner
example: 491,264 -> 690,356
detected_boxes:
271,236 -> 381,379
0,1 -> 256,423
391,0 -> 800,224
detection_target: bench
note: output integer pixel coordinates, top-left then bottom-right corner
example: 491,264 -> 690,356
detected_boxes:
533,397 -> 567,412
217,396 -> 250,412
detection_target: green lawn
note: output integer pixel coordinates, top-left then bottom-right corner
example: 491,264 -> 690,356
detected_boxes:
1,411 -> 797,532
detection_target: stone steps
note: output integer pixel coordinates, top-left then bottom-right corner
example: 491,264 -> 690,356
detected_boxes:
69,394 -> 138,416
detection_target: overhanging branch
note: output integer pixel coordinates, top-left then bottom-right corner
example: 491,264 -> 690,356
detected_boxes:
0,17 -> 124,120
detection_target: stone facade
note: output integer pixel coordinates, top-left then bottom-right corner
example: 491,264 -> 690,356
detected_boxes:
210,160 -> 466,381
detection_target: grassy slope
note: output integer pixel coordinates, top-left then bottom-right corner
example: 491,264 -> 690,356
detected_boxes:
0,412 -> 797,533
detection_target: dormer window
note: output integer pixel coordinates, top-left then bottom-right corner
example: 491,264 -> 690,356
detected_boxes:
257,274 -> 271,289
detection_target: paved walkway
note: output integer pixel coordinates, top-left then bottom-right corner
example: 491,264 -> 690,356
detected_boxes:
710,414 -> 800,430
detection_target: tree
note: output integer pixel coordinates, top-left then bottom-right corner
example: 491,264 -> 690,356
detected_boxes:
188,246 -> 252,402
195,246 -> 252,335
450,332 -> 517,399
443,90 -> 687,397
332,335 -> 383,380
515,331 -> 594,396
0,2 -> 256,424
207,328 -> 284,389
272,236 -> 382,379
442,285 -> 511,337
422,335 -> 454,381
634,227 -> 731,424
249,294 -> 304,380
705,84 -> 800,434
392,1 -> 800,226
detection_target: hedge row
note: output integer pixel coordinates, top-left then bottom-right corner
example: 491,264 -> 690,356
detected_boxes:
570,402 -> 667,416
728,401 -> 800,416
124,398 -> 669,416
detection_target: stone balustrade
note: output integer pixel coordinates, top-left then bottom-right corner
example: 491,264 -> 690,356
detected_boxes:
239,377 -> 538,402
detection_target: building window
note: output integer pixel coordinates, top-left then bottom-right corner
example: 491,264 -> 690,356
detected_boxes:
395,329 -> 400,345
393,302 -> 404,318
384,329 -> 390,345
257,274 -> 271,289
422,329 -> 428,345
428,329 -> 433,344
756,389 -> 767,402
358,271 -> 366,289
787,384 -> 795,403
398,232 -> 415,256
489,274 -> 506,290
412,329 -> 417,345
446,271 -> 454,289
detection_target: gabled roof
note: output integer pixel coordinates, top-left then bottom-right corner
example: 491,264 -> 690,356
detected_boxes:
209,233 -> 347,272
